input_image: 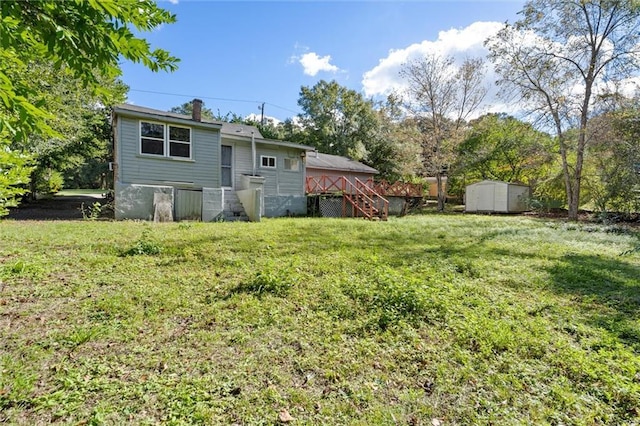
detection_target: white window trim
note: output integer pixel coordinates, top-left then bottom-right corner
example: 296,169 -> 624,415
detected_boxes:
139,120 -> 192,160
221,145 -> 234,188
140,120 -> 166,157
260,155 -> 277,169
168,124 -> 192,160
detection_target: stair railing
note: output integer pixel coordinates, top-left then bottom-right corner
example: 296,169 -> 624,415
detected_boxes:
355,177 -> 388,220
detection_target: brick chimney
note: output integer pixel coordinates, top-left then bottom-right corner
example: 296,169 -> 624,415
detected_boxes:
192,98 -> 203,122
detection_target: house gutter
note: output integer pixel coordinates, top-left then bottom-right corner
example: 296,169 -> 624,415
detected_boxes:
251,131 -> 257,176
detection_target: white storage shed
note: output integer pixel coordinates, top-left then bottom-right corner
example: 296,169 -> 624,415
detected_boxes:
465,180 -> 530,213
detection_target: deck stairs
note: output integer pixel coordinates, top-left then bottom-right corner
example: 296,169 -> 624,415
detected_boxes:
223,189 -> 249,222
306,176 -> 389,221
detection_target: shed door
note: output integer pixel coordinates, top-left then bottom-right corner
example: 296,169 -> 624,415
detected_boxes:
476,185 -> 495,211
175,189 -> 202,221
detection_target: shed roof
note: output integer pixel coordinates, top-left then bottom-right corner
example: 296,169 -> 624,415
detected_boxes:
467,180 -> 529,187
306,152 -> 378,174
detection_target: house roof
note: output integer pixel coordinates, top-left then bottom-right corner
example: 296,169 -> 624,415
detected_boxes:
113,103 -> 314,151
467,180 -> 529,187
113,103 -> 223,130
220,122 -> 263,138
113,104 -> 264,137
306,152 -> 378,174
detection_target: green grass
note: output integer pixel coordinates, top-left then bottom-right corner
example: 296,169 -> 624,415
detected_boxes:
0,215 -> 639,424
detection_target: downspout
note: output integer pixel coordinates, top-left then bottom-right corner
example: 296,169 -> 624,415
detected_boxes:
251,131 -> 256,176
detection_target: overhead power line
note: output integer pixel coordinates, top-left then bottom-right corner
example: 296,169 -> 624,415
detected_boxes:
129,88 -> 300,115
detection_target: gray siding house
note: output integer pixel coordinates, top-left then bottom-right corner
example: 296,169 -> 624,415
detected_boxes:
112,100 -> 313,221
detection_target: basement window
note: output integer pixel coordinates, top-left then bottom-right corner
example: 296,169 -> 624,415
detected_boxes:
261,155 -> 276,168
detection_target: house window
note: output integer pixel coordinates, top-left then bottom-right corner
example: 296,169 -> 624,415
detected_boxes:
261,156 -> 276,168
284,158 -> 299,171
169,126 -> 191,158
221,145 -> 232,187
140,121 -> 192,159
141,122 -> 165,156
260,155 -> 276,169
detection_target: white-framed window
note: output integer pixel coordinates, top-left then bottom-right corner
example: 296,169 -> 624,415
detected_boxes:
140,120 -> 192,159
261,155 -> 276,168
169,125 -> 191,158
140,121 -> 165,156
284,158 -> 299,171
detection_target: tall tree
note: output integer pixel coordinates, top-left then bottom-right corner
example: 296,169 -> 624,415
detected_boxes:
584,105 -> 640,215
0,0 -> 178,214
400,54 -> 487,210
456,113 -> 554,186
486,0 -> 640,220
15,62 -> 128,195
170,101 -> 216,121
297,80 -> 378,160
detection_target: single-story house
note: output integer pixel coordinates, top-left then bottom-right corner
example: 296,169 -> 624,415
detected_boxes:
112,99 -> 314,221
465,180 -> 530,213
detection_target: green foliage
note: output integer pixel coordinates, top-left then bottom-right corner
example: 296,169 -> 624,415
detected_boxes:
296,81 -> 409,179
341,263 -> 434,331
33,168 -> 64,195
487,0 -> 640,220
400,54 -> 487,210
454,113 -> 554,189
0,0 -> 178,141
0,142 -> 33,216
80,201 -> 103,221
235,264 -> 296,297
582,107 -> 640,215
298,80 -> 377,159
169,101 -> 216,121
0,0 -> 177,206
11,62 -> 128,197
121,228 -> 163,256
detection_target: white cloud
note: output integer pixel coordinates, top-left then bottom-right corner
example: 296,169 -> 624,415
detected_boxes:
298,52 -> 341,77
245,113 -> 282,126
362,21 -> 504,116
167,0 -> 179,4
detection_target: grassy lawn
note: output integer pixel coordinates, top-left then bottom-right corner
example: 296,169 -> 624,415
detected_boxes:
1,215 -> 639,424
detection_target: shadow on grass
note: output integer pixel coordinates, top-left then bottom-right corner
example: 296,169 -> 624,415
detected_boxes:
546,253 -> 640,350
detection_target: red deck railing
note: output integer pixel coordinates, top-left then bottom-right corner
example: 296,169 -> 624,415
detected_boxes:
305,175 -> 389,220
366,179 -> 423,197
305,176 -> 423,198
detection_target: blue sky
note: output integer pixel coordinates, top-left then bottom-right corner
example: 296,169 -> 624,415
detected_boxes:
121,1 -> 526,122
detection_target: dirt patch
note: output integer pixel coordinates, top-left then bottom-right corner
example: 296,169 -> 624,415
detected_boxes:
5,196 -> 110,221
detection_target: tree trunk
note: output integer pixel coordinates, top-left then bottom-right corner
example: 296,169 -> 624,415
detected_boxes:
436,173 -> 445,211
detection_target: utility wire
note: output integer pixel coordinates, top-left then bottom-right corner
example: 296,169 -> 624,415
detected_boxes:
129,88 -> 300,115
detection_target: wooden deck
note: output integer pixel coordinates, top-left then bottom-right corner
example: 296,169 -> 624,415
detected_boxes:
306,176 -> 424,198
305,176 -> 391,220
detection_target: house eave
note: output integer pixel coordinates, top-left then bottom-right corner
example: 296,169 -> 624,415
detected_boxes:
307,165 -> 379,174
221,133 -> 314,151
113,106 -> 223,130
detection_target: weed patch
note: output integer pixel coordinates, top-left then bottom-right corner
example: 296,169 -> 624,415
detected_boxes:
120,227 -> 163,256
